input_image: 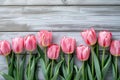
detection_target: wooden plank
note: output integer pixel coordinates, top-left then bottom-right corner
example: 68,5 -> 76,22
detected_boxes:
0,6 -> 120,31
1,0 -> 120,5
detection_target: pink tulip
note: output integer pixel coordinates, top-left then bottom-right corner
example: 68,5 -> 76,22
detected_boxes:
81,28 -> 97,46
37,30 -> 52,47
47,44 -> 60,60
12,37 -> 24,54
0,40 -> 11,56
110,40 -> 120,56
98,31 -> 112,47
60,37 -> 76,54
24,35 -> 36,52
76,45 -> 90,61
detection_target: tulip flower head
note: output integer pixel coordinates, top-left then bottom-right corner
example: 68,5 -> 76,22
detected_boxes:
12,37 -> 24,54
98,31 -> 112,47
24,35 -> 36,52
37,30 -> 52,47
76,45 -> 90,61
60,37 -> 76,54
47,44 -> 60,60
81,28 -> 97,46
110,40 -> 120,56
0,40 -> 11,56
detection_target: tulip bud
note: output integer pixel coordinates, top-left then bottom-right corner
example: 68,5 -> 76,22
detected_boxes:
0,40 -> 11,56
37,30 -> 52,47
76,45 -> 90,61
47,44 -> 60,60
110,40 -> 120,56
60,37 -> 76,54
81,28 -> 97,46
12,37 -> 24,54
98,31 -> 112,47
24,35 -> 36,52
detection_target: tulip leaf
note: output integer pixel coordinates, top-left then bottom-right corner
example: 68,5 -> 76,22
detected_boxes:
87,63 -> 93,80
74,66 -> 82,80
74,65 -> 78,73
66,71 -> 73,80
62,64 -> 67,79
8,52 -> 15,77
0,72 -> 14,80
34,55 -> 39,80
30,57 -> 36,80
102,55 -> 111,79
59,75 -> 65,80
94,52 -> 102,80
70,57 -> 74,72
47,62 -> 51,74
40,59 -> 48,80
19,55 -> 26,80
51,60 -> 63,80
118,76 -> 120,80
37,45 -> 45,59
62,62 -> 67,79
112,63 -> 116,80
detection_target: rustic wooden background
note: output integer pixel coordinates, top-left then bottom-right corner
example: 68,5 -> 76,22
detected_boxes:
0,0 -> 120,80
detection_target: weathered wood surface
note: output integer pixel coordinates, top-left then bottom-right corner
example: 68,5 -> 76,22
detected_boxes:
0,0 -> 120,5
0,6 -> 120,31
0,31 -> 120,80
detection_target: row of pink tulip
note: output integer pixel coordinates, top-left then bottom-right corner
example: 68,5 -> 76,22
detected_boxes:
0,28 -> 120,80
0,29 -> 119,61
0,30 -> 52,56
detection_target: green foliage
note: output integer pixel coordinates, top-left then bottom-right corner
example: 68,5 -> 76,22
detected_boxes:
0,72 -> 14,80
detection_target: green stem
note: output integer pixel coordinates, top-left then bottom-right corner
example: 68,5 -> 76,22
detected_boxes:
17,54 -> 20,80
6,56 -> 9,66
44,47 -> 47,66
91,47 -> 94,77
96,43 -> 99,57
68,54 -> 70,73
28,52 -> 32,79
102,47 -> 106,69
50,60 -> 54,78
115,56 -> 118,79
82,62 -> 85,80
6,56 -> 9,75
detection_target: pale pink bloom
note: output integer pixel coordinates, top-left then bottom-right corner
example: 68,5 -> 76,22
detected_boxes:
98,31 -> 112,47
81,28 -> 97,46
76,45 -> 90,61
110,40 -> 120,56
24,35 -> 36,51
12,37 -> 24,54
0,40 -> 11,56
47,44 -> 60,60
37,30 -> 52,47
60,37 -> 76,54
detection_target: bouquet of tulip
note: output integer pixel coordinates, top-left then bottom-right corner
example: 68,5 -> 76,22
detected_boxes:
0,35 -> 39,80
80,28 -> 112,80
0,38 -> 26,80
37,30 -> 63,80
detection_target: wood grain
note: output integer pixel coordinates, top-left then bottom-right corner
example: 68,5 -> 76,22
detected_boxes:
0,6 -> 120,32
0,0 -> 120,5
